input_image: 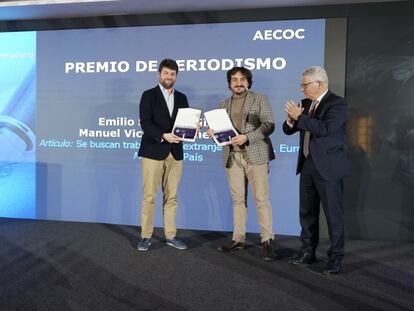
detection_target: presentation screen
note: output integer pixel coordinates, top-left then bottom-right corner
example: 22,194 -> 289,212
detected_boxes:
1,19 -> 327,235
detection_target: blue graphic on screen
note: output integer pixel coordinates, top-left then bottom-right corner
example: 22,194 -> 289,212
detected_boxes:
0,32 -> 36,218
36,20 -> 325,235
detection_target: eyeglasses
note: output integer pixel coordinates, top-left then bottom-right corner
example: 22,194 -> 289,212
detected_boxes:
300,81 -> 319,88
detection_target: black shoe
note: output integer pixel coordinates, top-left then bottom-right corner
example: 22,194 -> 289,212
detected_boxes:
288,251 -> 316,265
323,259 -> 342,275
262,239 -> 276,261
217,240 -> 245,252
137,238 -> 151,251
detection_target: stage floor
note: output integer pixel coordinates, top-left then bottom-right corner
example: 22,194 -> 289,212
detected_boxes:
0,218 -> 413,311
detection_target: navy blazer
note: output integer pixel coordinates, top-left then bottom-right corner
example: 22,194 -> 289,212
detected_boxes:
283,91 -> 351,181
138,85 -> 189,160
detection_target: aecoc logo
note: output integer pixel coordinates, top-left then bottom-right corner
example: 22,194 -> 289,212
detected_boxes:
253,29 -> 305,41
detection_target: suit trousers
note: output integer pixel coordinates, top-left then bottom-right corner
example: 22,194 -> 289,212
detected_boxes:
140,153 -> 182,240
299,155 -> 345,260
225,151 -> 274,243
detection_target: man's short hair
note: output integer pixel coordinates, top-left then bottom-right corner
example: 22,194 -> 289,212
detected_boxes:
302,66 -> 329,87
226,67 -> 253,89
158,59 -> 179,73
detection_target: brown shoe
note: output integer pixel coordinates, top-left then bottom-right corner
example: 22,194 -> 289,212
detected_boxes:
262,239 -> 276,261
217,240 -> 245,252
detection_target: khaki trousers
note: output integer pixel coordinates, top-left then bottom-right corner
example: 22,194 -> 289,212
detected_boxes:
225,152 -> 274,243
140,153 -> 182,239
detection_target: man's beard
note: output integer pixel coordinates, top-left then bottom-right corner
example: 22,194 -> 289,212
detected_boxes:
233,86 -> 247,95
160,80 -> 174,89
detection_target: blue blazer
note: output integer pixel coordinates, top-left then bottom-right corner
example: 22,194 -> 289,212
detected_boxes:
138,85 -> 189,160
283,91 -> 351,181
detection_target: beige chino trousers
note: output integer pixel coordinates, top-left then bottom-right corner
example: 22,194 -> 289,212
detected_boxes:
225,152 -> 274,243
140,153 -> 182,240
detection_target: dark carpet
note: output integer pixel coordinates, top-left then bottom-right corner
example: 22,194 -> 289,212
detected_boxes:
0,218 -> 413,311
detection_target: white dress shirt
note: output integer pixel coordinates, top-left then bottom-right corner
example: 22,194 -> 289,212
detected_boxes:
159,83 -> 175,117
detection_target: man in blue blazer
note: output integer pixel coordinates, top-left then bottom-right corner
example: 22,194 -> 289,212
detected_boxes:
137,59 -> 189,251
283,66 -> 351,274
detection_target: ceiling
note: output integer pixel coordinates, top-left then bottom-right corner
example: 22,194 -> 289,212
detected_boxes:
0,0 -> 404,21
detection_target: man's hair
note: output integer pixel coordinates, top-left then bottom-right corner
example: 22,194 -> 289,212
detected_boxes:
226,67 -> 253,89
158,58 -> 179,73
302,66 -> 329,87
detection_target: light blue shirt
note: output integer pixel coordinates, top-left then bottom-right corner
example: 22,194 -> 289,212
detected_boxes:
159,84 -> 175,116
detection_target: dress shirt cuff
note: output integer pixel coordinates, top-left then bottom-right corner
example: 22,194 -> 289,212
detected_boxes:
286,120 -> 295,128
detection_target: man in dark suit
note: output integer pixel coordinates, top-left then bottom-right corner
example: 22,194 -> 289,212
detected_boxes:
137,59 -> 189,251
283,66 -> 351,274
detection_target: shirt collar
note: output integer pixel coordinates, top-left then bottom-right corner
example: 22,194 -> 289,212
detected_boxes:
159,83 -> 174,95
316,89 -> 328,103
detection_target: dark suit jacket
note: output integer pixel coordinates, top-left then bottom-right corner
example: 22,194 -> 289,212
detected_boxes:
138,85 -> 189,160
283,90 -> 351,181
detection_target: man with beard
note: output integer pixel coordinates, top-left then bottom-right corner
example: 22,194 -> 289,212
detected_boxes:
137,59 -> 189,251
208,67 -> 276,260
